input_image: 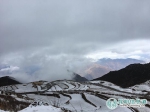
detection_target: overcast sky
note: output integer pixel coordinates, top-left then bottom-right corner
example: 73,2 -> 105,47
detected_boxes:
0,0 -> 150,82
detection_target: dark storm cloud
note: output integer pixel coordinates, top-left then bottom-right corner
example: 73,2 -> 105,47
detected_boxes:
1,0 -> 150,81
0,0 -> 150,55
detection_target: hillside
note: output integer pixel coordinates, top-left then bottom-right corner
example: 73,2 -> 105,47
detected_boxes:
0,79 -> 149,112
0,76 -> 21,86
72,72 -> 88,82
94,63 -> 150,88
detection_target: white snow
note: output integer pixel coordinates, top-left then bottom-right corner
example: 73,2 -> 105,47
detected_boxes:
0,79 -> 149,112
19,105 -> 62,112
110,107 -> 133,112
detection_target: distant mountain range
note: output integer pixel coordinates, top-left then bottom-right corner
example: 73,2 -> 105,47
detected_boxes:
83,58 -> 145,80
0,58 -> 145,87
83,63 -> 111,80
94,63 -> 150,88
96,58 -> 145,70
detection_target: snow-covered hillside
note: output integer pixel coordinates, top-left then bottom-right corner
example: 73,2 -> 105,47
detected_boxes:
20,105 -> 62,112
130,80 -> 150,92
0,80 -> 149,112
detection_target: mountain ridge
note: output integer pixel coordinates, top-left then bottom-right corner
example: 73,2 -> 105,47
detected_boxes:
93,62 -> 150,88
83,58 -> 145,80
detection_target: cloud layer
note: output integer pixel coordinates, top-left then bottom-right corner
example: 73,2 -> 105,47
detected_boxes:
1,0 -> 150,55
0,0 -> 150,81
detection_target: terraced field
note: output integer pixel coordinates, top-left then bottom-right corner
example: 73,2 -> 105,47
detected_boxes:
0,80 -> 149,112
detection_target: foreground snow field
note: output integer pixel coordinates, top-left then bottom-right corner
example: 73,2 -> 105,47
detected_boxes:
0,80 -> 149,112
19,105 -> 62,112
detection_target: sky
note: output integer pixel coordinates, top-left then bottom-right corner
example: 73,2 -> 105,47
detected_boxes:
0,0 -> 150,82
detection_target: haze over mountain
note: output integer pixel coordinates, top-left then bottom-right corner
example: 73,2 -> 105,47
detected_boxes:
0,71 -> 87,87
83,58 -> 145,80
94,62 -> 150,88
72,72 -> 88,82
82,63 -> 111,80
97,58 -> 145,70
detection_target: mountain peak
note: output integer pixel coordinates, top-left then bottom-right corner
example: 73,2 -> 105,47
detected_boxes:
0,76 -> 21,86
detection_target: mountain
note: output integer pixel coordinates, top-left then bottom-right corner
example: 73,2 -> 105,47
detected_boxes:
97,58 -> 145,70
72,72 -> 88,82
84,64 -> 111,80
93,63 -> 150,88
66,70 -> 88,82
82,58 -> 145,80
0,76 -> 21,86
